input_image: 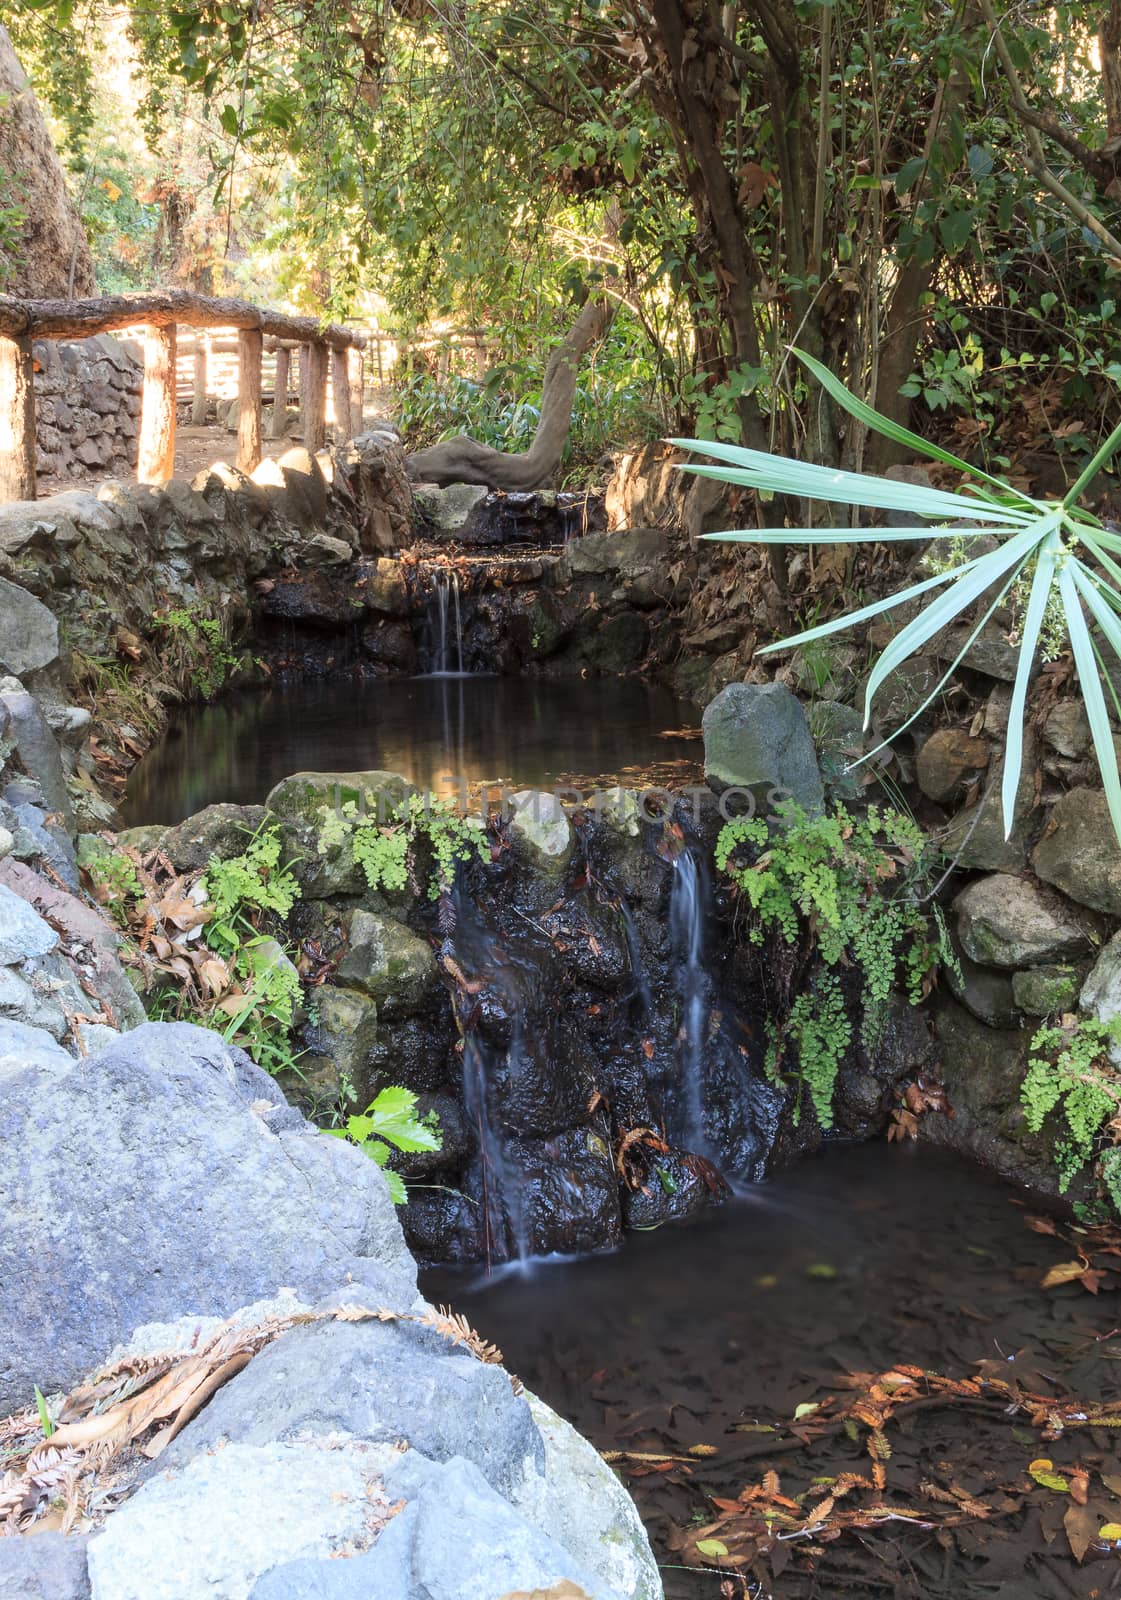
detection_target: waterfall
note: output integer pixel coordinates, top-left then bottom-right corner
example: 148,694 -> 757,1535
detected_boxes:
428,569 -> 465,676
669,849 -> 712,1156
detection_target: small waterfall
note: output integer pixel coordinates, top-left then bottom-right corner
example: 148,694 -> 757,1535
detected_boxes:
459,1027 -> 526,1267
427,569 -> 465,676
669,849 -> 712,1156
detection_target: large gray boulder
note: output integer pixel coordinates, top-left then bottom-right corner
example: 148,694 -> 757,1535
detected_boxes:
702,681 -> 824,815
0,1021 -> 416,1412
1033,788 -> 1121,915
952,874 -> 1091,969
0,577 -> 60,677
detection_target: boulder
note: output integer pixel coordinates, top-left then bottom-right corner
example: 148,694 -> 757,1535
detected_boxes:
952,874 -> 1091,969
1080,932 -> 1121,1064
1013,965 -> 1081,1017
701,681 -> 824,815
337,909 -> 438,1017
0,1532 -> 90,1600
916,728 -> 989,803
297,985 -> 378,1101
0,684 -> 72,825
935,742 -> 1039,873
945,940 -> 1020,1029
1033,788 -> 1121,916
0,577 -> 60,676
161,803 -> 267,872
0,880 -> 57,963
0,1021 -> 415,1412
265,771 -> 416,896
413,482 -> 488,535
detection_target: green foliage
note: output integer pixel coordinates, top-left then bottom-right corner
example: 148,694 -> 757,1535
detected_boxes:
767,973 -> 850,1132
152,606 -> 240,701
1021,1017 -> 1121,1202
684,346 -> 1121,848
717,802 -> 950,1127
201,824 -> 300,947
318,792 -> 487,900
76,835 -> 143,928
328,1086 -> 442,1204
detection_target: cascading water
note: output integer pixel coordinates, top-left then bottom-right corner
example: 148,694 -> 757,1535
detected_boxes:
669,848 -> 713,1156
427,569 -> 465,675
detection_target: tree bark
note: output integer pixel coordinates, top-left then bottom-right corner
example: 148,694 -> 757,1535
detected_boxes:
0,334 -> 36,503
137,324 -> 176,486
271,345 -> 290,439
1103,1 -> 1121,142
301,341 -> 328,452
406,294 -> 615,489
330,346 -> 351,440
237,327 -> 263,474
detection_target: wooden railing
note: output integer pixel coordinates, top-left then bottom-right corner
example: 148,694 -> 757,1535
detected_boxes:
0,290 -> 366,503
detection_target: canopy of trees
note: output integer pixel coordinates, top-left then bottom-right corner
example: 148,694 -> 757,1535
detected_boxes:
6,0 -> 1121,477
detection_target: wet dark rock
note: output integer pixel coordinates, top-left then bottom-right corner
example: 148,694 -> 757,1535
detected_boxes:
258,569 -> 364,629
576,608 -> 648,673
922,992 -> 1069,1200
622,1149 -> 728,1229
389,1091 -> 470,1180
507,1126 -> 623,1256
359,617 -> 417,672
364,1011 -> 458,1098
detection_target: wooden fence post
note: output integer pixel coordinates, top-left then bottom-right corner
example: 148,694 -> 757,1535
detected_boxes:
300,341 -> 327,451
236,327 -> 263,473
0,334 -> 36,503
137,323 -> 177,485
349,351 -> 364,434
329,346 -> 351,440
191,335 -> 208,425
271,344 -> 290,439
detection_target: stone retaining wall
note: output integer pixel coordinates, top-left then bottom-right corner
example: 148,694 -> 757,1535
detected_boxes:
33,334 -> 141,483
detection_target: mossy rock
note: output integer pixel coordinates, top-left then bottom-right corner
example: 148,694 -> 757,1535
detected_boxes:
336,909 -> 439,1018
265,771 -> 416,898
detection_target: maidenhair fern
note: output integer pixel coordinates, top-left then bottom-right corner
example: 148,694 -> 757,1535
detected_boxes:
318,792 -> 487,899
717,801 -> 950,1126
1021,1018 -> 1121,1197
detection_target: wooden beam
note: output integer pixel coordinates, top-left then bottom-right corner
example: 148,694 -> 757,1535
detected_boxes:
0,334 -> 36,503
329,346 -> 351,440
191,335 -> 208,425
348,351 -> 364,434
236,327 -> 263,473
301,341 -> 327,451
0,289 -> 365,351
137,323 -> 177,485
271,344 -> 290,439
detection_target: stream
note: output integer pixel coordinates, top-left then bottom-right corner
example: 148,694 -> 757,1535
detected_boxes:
426,1144 -> 1118,1600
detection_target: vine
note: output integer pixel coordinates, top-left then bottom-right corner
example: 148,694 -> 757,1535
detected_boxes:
716,802 -> 952,1128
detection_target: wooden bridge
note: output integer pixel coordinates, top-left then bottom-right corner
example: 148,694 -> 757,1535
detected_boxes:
0,290 -> 368,503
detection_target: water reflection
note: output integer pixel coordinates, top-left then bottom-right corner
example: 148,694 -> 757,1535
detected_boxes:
122,677 -> 703,826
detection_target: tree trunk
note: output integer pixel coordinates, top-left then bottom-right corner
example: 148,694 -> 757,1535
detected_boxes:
237,327 -> 263,474
406,293 -> 615,488
0,334 -> 36,503
137,324 -> 177,486
1103,1 -> 1121,141
300,341 -> 328,452
271,345 -> 290,439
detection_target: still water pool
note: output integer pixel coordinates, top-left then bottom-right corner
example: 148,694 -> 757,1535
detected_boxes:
122,677 -> 702,825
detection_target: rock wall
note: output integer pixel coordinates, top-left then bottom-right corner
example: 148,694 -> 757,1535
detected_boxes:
33,335 -> 142,484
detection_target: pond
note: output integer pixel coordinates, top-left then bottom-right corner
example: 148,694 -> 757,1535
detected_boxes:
121,677 -> 703,826
425,1143 -> 1117,1600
